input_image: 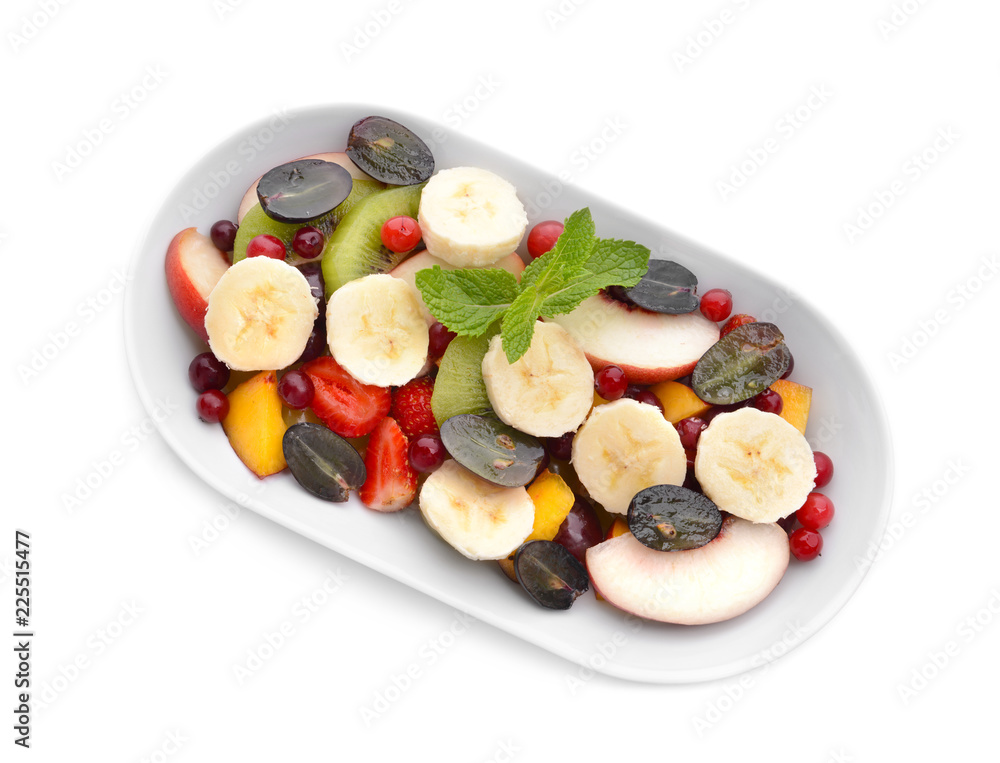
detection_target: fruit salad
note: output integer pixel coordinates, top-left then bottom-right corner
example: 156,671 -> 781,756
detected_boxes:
166,114 -> 836,625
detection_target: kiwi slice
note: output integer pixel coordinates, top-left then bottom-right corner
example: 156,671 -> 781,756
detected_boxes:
232,177 -> 383,264
321,182 -> 425,297
431,325 -> 499,428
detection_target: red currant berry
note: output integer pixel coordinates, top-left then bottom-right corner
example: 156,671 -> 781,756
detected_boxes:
428,321 -> 458,359
292,226 -> 325,259
210,220 -> 238,252
776,514 -> 798,534
789,528 -> 823,561
594,365 -> 627,400
527,220 -> 564,259
796,492 -> 835,531
700,289 -> 733,322
781,353 -> 794,380
720,313 -> 756,337
278,369 -> 315,410
637,389 -> 664,414
675,416 -> 708,450
381,216 -> 422,253
409,433 -> 446,473
197,389 -> 229,423
545,431 -> 575,461
813,451 -> 834,488
751,388 -> 783,415
188,352 -> 230,392
247,234 -> 286,260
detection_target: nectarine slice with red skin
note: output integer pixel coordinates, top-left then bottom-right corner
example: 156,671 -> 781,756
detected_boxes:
587,516 -> 789,625
548,293 -> 719,385
164,228 -> 230,342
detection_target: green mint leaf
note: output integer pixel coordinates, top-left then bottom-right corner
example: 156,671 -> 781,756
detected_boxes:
538,238 -> 651,317
500,285 -> 544,363
415,266 -> 519,336
520,208 -> 597,292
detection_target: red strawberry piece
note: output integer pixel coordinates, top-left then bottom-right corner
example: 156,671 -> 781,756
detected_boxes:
720,313 -> 756,337
300,356 -> 391,438
359,417 -> 418,512
391,376 -> 438,439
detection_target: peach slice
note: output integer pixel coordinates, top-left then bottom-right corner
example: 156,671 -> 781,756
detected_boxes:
650,380 -> 712,424
547,293 -> 719,384
586,516 -> 789,625
221,370 -> 288,478
525,469 -> 576,542
236,152 -> 371,224
770,379 -> 812,434
389,249 -> 525,325
164,228 -> 230,342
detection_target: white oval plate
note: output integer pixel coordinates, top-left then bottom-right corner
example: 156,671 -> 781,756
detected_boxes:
125,104 -> 892,684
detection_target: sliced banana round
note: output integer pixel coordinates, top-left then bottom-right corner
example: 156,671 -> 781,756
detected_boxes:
481,322 -> 594,438
417,166 -> 528,267
419,460 -> 535,560
327,273 -> 429,387
571,398 -> 687,514
695,407 -> 816,523
205,257 -> 318,372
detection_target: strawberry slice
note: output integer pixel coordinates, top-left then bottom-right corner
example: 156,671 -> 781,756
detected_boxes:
301,356 -> 391,438
391,376 -> 438,439
359,417 -> 418,512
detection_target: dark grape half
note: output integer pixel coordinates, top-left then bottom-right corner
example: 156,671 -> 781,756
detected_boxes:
282,423 -> 366,501
257,159 -> 354,223
514,541 -> 590,610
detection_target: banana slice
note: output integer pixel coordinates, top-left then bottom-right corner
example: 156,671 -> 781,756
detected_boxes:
417,167 -> 528,267
205,257 -> 318,372
419,460 -> 535,560
481,322 -> 594,438
695,407 -> 816,523
327,273 -> 429,387
571,398 -> 687,514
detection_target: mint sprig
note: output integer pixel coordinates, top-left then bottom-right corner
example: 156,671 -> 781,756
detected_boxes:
414,208 -> 650,363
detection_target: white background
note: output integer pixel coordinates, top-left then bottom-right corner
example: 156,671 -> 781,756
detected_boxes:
5,0 -> 998,759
